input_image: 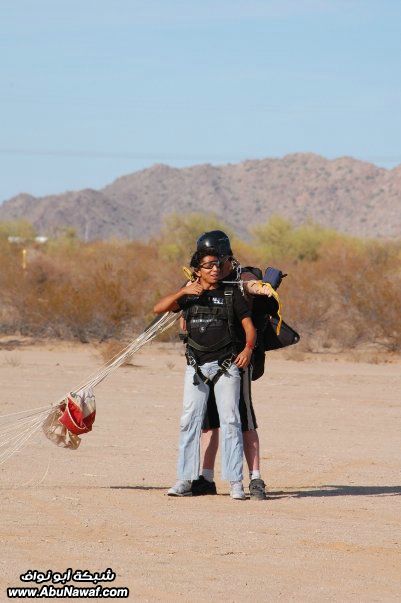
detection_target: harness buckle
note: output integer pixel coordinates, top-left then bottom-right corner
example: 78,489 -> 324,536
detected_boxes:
185,351 -> 197,368
186,351 -> 210,385
220,356 -> 233,373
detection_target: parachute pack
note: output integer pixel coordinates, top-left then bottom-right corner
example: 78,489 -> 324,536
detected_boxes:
238,265 -> 300,380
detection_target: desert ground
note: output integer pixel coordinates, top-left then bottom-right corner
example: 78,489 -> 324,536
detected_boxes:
0,341 -> 400,601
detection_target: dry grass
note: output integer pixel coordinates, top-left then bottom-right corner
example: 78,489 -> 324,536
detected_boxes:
0,216 -> 400,361
2,353 -> 21,367
97,339 -> 141,367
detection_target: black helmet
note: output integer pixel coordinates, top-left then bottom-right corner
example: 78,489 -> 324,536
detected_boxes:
196,230 -> 232,257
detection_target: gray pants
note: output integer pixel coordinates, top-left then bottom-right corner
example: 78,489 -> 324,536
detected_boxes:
177,361 -> 243,482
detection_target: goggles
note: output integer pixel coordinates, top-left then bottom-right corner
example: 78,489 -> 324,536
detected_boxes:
199,259 -> 223,270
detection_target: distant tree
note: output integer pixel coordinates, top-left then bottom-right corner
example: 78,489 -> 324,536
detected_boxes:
0,219 -> 36,240
252,215 -> 295,259
253,215 -> 343,261
156,212 -> 233,261
291,221 -> 340,261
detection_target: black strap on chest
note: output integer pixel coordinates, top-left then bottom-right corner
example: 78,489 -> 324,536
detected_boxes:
186,335 -> 232,352
223,288 -> 238,347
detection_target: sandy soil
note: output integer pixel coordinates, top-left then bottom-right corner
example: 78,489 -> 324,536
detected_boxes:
0,342 -> 400,602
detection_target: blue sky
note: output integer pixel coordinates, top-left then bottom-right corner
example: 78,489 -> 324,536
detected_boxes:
1,0 -> 401,200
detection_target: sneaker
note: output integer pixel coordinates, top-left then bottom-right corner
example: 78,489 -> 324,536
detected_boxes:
249,478 -> 267,500
167,480 -> 192,496
191,475 -> 217,496
230,481 -> 246,500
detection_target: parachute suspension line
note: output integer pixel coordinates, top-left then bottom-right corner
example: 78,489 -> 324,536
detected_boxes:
0,414 -> 45,465
0,311 -> 179,463
74,311 -> 178,391
0,404 -> 53,419
0,411 -> 50,438
0,417 -> 42,454
20,452 -> 52,488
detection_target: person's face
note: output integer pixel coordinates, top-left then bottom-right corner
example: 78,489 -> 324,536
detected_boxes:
195,255 -> 221,285
219,257 -> 233,278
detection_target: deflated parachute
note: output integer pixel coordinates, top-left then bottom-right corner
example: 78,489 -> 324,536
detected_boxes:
42,388 -> 96,450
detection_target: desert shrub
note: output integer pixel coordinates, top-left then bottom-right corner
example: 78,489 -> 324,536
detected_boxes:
0,215 -> 399,355
0,238 -> 162,340
280,238 -> 401,352
329,240 -> 401,351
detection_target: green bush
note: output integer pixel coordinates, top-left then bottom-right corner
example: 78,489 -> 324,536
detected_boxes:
0,219 -> 37,240
252,215 -> 345,262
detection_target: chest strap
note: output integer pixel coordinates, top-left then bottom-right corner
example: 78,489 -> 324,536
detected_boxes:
186,305 -> 228,318
186,334 -> 232,353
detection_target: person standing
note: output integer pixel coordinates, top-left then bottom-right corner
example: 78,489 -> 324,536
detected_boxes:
154,248 -> 256,500
190,231 -> 277,500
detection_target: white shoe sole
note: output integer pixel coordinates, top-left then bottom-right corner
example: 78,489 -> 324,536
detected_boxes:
230,493 -> 247,500
167,490 -> 192,497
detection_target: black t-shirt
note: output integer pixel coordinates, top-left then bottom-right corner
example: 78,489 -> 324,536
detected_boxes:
178,286 -> 251,364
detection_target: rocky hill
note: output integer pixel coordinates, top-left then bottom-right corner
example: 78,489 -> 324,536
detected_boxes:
1,153 -> 400,239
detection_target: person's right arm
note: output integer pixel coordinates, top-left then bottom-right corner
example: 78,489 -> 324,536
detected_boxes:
153,280 -> 203,313
242,271 -> 273,297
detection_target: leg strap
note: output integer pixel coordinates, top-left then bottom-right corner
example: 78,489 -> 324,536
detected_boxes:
185,352 -> 235,386
212,355 -> 235,386
186,352 -> 209,385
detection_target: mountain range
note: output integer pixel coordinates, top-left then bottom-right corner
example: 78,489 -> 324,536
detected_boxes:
0,153 -> 400,240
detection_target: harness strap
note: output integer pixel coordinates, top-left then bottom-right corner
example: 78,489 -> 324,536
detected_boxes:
213,356 -> 235,386
224,288 -> 235,336
186,335 -> 232,353
188,305 -> 228,317
224,288 -> 241,348
185,352 -> 235,386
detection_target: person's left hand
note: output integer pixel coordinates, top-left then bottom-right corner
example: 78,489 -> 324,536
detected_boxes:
234,347 -> 253,368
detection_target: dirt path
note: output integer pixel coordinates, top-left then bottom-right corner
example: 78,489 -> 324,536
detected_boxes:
1,343 -> 400,601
